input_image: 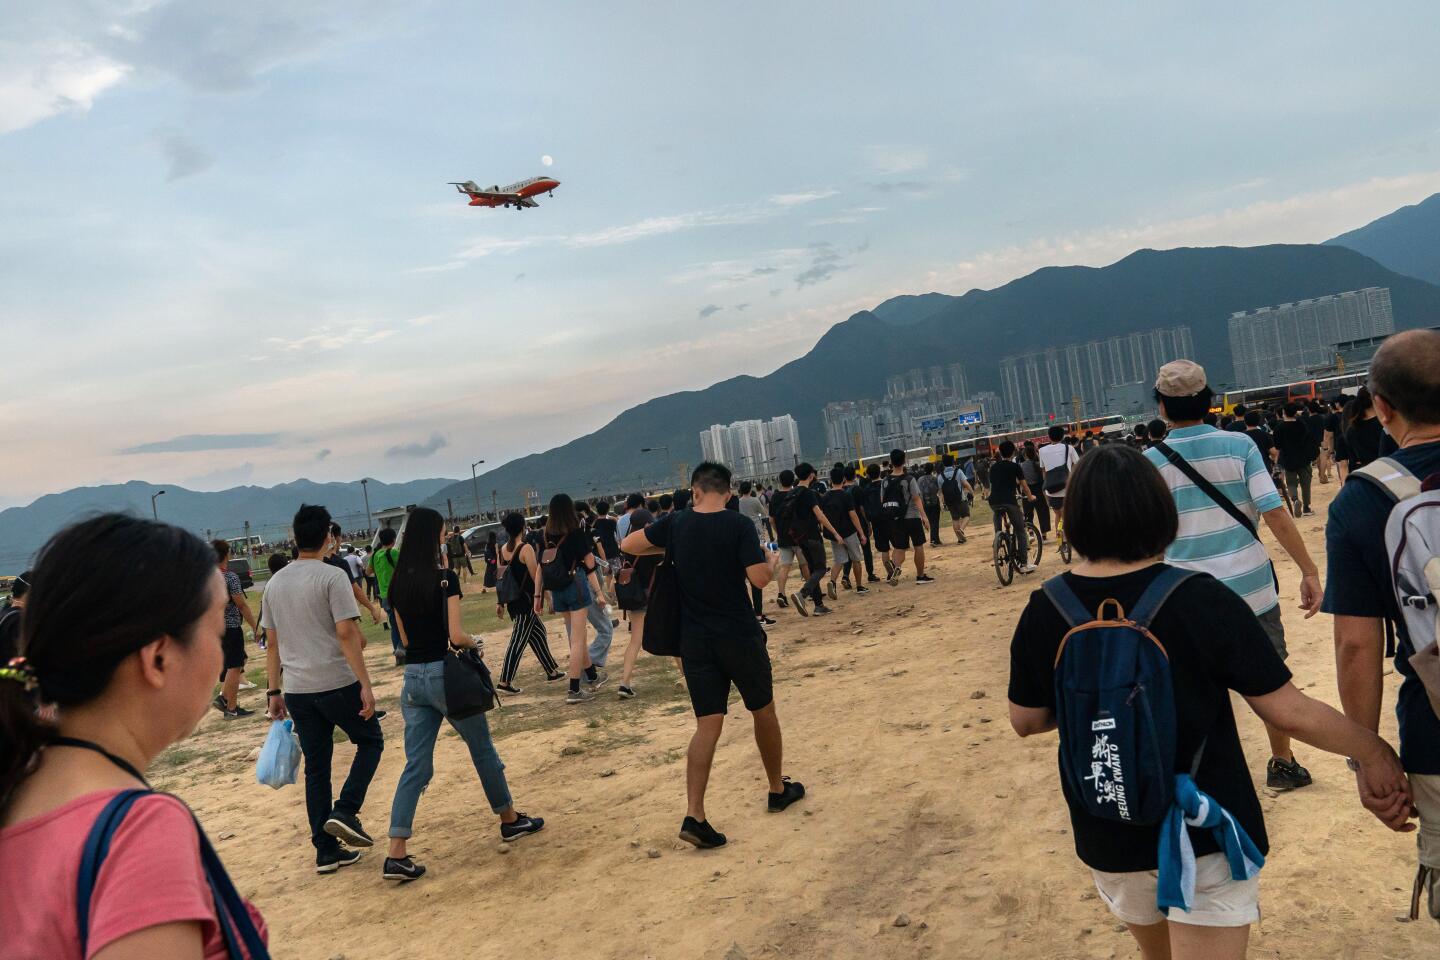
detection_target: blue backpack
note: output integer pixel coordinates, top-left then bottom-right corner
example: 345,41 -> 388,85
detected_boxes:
77,789 -> 270,959
1042,566 -> 1201,826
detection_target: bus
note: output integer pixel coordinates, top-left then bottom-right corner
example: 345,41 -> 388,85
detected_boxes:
1219,371 -> 1369,414
969,414 -> 1126,460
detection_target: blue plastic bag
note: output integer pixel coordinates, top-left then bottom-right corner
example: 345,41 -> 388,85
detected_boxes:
255,719 -> 301,789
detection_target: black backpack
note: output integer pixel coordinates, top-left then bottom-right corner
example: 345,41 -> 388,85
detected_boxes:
941,470 -> 961,501
880,475 -> 908,522
539,537 -> 577,591
775,491 -> 806,544
495,543 -> 527,606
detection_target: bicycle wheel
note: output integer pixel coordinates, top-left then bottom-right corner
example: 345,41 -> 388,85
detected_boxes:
992,532 -> 1014,586
1027,523 -> 1043,566
1059,537 -> 1072,564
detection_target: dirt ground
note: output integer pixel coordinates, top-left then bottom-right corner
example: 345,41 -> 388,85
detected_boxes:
158,481 -> 1432,959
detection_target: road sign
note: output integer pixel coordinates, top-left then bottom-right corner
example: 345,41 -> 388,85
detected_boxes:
956,409 -> 983,426
919,417 -> 946,432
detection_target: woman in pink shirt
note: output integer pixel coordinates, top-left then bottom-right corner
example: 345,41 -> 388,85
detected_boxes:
0,514 -> 268,959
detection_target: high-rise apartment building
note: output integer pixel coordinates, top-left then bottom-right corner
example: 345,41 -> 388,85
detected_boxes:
698,415 -> 802,478
1227,287 -> 1394,388
999,325 -> 1194,423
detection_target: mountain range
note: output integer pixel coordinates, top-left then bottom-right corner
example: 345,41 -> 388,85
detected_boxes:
6,192 -> 1440,572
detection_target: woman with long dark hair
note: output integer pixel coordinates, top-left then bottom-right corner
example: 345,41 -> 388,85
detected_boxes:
495,512 -> 563,693
384,507 -> 544,883
0,515 -> 269,958
542,494 -> 603,704
615,507 -> 658,699
1343,386 -> 1387,471
481,530 -> 499,594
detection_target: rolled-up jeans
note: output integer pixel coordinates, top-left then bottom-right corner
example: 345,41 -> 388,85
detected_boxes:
389,660 -> 512,839
991,502 -> 1029,562
586,598 -> 615,667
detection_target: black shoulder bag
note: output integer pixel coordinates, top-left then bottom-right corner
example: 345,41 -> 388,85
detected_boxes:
1151,440 -> 1280,591
642,514 -> 684,657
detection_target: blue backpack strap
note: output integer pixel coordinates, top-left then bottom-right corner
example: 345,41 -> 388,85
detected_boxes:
76,789 -> 153,955
1041,574 -> 1094,629
1128,567 -> 1199,630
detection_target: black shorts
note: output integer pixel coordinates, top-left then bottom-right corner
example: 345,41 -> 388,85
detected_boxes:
870,519 -> 892,553
890,517 -> 926,549
221,625 -> 247,671
682,630 -> 774,717
944,494 -> 970,519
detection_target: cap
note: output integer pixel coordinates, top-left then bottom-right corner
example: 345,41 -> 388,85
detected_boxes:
1154,359 -> 1208,397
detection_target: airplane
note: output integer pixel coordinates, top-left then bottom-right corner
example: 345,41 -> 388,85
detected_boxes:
448,175 -> 561,210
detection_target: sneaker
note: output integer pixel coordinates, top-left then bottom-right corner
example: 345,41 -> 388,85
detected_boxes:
790,593 -> 810,617
587,670 -> 609,692
222,705 -> 255,720
776,594 -> 790,609
1302,507 -> 1315,517
566,686 -> 595,704
956,532 -> 967,544
323,812 -> 374,847
915,574 -> 935,584
382,622 -> 390,630
826,581 -> 838,601
212,694 -> 227,713
501,812 -> 545,841
617,684 -> 636,699
812,603 -> 833,617
545,671 -> 567,682
1019,564 -> 1038,575
841,578 -> 852,591
315,847 -> 363,874
1266,756 -> 1314,791
678,816 -> 728,849
867,574 -> 881,583
886,568 -> 901,586
767,777 -> 806,812
372,710 -> 387,722
237,680 -> 257,690
382,856 -> 426,882
855,586 -> 871,595
757,614 -> 777,626
496,681 -> 523,695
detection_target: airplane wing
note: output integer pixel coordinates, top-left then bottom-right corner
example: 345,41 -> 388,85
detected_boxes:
515,196 -> 539,208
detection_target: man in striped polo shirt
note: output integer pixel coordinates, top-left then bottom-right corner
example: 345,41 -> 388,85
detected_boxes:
1146,359 -> 1324,792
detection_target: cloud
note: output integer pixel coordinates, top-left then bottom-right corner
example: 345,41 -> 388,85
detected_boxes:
316,448 -> 332,461
183,461 -> 256,488
697,304 -> 723,319
870,180 -> 934,196
863,145 -> 929,175
768,189 -> 839,206
120,433 -> 282,454
0,39 -> 128,135
457,236 -> 545,259
793,241 -> 867,289
385,432 -> 448,459
567,207 -> 769,247
157,131 -> 213,181
263,324 -> 396,352
734,303 -> 750,312
751,266 -> 779,275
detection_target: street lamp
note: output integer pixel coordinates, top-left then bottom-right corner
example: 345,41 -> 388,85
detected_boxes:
150,489 -> 165,519
470,459 -> 486,520
360,478 -> 372,532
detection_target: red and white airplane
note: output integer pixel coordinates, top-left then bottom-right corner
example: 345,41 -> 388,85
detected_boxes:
448,175 -> 561,210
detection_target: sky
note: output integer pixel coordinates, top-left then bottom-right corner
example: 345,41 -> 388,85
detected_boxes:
4,1 -> 1440,507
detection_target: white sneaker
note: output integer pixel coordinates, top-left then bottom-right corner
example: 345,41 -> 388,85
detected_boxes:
1020,564 -> 1038,574
237,680 -> 257,690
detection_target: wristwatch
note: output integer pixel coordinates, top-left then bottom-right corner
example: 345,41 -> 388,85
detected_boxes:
267,688 -> 282,697
1345,757 -> 1360,772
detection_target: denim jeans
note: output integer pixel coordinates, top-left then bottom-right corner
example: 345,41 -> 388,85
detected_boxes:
389,660 -> 513,839
800,539 -> 827,602
586,598 -> 615,667
1285,463 -> 1313,515
381,598 -> 400,652
284,681 -> 385,855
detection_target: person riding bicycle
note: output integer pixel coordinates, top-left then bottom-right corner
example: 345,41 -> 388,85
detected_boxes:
989,440 -> 1037,574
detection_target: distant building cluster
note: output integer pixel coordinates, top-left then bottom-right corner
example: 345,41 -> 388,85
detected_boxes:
999,326 -> 1195,423
1227,287 -> 1393,389
822,363 -> 985,460
699,414 -> 801,478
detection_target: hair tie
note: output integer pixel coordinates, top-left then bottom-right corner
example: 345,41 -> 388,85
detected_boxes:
0,657 -> 38,692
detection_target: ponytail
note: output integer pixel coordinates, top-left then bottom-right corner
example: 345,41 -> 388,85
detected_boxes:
0,515 -> 216,808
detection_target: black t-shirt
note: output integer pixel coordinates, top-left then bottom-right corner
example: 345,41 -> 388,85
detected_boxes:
324,554 -> 358,584
446,533 -> 467,559
821,489 -> 857,539
499,542 -> 536,615
0,605 -> 22,661
1271,419 -> 1312,472
849,484 -> 869,529
1008,565 -> 1291,872
768,490 -> 795,547
1324,411 -> 1341,437
643,510 -> 765,645
593,517 -> 619,559
550,529 -> 595,573
788,485 -> 821,541
1303,412 -> 1327,448
988,460 -> 1024,505
1344,416 -> 1385,469
1244,428 -> 1274,466
393,571 -> 462,664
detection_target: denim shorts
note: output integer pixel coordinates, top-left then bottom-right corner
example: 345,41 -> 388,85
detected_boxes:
550,571 -> 593,613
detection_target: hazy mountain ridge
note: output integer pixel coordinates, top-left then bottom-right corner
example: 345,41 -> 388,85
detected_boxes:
1326,192 -> 1440,285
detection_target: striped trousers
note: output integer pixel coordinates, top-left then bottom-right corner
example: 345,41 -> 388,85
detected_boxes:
502,609 -> 558,684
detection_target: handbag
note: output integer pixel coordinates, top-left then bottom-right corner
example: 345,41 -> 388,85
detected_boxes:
495,544 -> 526,606
642,515 -> 684,657
443,645 -> 499,720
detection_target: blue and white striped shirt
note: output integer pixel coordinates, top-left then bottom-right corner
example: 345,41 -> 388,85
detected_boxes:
1144,425 -> 1284,615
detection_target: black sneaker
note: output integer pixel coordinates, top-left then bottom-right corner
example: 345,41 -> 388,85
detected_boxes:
587,669 -> 609,692
212,694 -> 227,713
915,574 -> 935,585
826,581 -> 838,601
382,856 -> 426,882
323,811 -> 374,847
956,532 -> 967,544
500,812 -> 545,841
222,705 -> 255,720
1266,756 -> 1314,791
768,777 -> 806,812
757,614 -> 777,626
545,671 -> 567,682
315,847 -> 362,874
496,681 -> 523,695
812,603 -> 833,617
841,578 -> 852,590
617,684 -> 636,699
867,574 -> 881,583
791,593 -> 809,617
776,594 -> 790,609
679,816 -> 728,849
855,586 -> 871,595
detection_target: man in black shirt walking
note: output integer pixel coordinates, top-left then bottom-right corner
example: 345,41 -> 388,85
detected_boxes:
621,462 -> 805,850
786,463 -> 842,616
1272,403 -> 1315,517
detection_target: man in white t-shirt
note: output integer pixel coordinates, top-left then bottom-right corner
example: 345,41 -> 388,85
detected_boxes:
1036,426 -> 1081,515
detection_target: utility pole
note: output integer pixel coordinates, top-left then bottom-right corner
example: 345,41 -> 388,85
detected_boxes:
243,520 -> 250,553
470,459 -> 485,522
491,489 -> 498,520
447,498 -> 454,524
360,478 -> 372,533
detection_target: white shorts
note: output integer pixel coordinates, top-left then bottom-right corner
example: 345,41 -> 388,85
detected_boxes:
1091,852 -> 1259,928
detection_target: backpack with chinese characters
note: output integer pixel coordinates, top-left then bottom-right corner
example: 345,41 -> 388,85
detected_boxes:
1042,566 -> 1201,825
880,475 -> 908,522
1350,457 -> 1440,723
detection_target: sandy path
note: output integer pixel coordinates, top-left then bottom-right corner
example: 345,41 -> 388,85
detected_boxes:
158,481 -> 1432,959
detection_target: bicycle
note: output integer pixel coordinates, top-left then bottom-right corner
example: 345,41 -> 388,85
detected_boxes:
992,508 -> 1043,586
1055,509 -> 1072,564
